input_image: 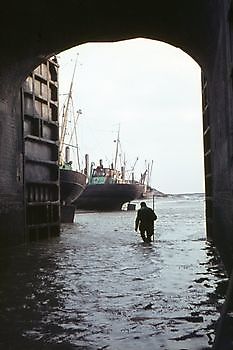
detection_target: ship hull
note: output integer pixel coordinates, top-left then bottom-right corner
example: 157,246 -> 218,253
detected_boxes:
60,169 -> 86,204
60,169 -> 86,222
75,183 -> 144,211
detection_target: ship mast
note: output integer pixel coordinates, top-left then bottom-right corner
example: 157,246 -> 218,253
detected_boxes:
148,160 -> 154,188
59,55 -> 79,162
67,108 -> 82,170
114,125 -> 120,172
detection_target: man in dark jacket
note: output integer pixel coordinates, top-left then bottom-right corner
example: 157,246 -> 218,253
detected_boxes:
135,202 -> 157,243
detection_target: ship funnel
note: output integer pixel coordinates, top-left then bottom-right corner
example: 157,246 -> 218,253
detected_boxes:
99,159 -> 103,167
65,146 -> 70,163
121,166 -> 125,181
131,172 -> 135,183
84,154 -> 89,178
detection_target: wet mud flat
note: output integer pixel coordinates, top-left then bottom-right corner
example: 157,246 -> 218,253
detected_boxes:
0,196 -> 228,349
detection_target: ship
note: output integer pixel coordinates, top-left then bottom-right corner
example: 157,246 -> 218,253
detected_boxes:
59,56 -> 87,222
74,160 -> 144,211
60,149 -> 87,222
74,128 -> 144,211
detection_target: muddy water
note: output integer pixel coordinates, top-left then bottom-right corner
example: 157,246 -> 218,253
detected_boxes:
0,195 -> 227,349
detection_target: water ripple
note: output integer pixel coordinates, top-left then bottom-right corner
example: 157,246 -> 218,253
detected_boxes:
0,196 -> 225,349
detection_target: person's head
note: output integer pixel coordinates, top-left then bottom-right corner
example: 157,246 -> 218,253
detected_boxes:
140,202 -> 147,208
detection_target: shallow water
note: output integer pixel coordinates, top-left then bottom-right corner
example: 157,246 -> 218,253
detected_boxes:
0,195 -> 227,349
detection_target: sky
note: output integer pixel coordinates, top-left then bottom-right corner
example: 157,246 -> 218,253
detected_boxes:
57,38 -> 204,195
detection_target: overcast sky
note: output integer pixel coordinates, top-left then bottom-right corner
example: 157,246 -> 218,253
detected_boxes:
57,38 -> 204,194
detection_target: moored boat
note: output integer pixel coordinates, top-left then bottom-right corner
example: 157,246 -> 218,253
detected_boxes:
75,157 -> 144,211
59,56 -> 87,222
75,126 -> 145,211
60,166 -> 86,205
60,160 -> 86,222
75,180 -> 143,211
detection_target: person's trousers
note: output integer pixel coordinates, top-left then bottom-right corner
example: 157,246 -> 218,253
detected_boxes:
140,228 -> 154,243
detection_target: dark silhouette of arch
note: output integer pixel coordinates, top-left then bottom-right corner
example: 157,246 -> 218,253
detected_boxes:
1,0 -> 233,276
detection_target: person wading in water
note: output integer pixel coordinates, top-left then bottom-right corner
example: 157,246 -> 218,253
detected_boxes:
135,202 -> 157,243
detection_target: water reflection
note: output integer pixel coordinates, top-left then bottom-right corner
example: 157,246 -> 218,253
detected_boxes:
0,196 -> 228,349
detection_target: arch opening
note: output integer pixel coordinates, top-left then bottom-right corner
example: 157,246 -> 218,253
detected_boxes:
57,38 -> 205,196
